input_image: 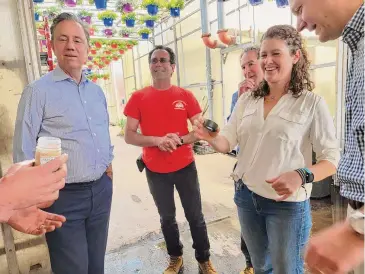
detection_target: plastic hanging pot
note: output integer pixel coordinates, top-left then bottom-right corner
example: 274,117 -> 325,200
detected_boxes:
103,18 -> 113,27
146,4 -> 158,16
275,0 -> 289,8
248,0 -> 263,6
122,33 -> 129,38
123,3 -> 134,13
33,0 -> 44,3
34,12 -> 40,21
64,0 -> 77,7
125,19 -> 135,27
104,28 -> 113,36
141,33 -> 149,40
170,8 -> 180,17
81,16 -> 92,24
94,0 -> 107,10
145,20 -> 155,28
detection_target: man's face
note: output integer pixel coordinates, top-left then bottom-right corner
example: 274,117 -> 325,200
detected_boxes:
289,0 -> 344,42
149,50 -> 175,80
240,50 -> 264,87
51,20 -> 89,72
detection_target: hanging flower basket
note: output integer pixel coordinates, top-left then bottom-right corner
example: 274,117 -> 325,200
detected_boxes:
91,39 -> 103,49
141,15 -> 158,28
88,64 -> 93,69
275,0 -> 288,8
167,0 -> 184,17
105,50 -> 112,55
78,10 -> 93,24
110,40 -> 119,49
88,56 -> 93,61
45,7 -> 61,21
64,0 -> 77,7
98,11 -> 117,27
146,4 -> 158,15
94,0 -> 107,10
123,3 -> 134,12
34,12 -> 40,21
33,0 -> 44,3
34,5 -> 41,21
170,8 -> 180,17
119,49 -> 125,54
104,28 -> 113,36
103,74 -> 110,80
248,0 -> 263,6
138,28 -> 151,40
91,49 -> 97,55
122,12 -> 136,28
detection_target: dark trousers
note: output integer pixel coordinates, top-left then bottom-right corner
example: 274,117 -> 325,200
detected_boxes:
45,173 -> 113,274
146,161 -> 210,263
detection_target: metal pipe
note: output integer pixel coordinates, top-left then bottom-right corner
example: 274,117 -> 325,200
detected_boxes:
220,51 -> 225,125
217,0 -> 225,31
205,47 -> 214,120
136,46 -> 143,89
131,49 -> 138,90
172,22 -> 181,86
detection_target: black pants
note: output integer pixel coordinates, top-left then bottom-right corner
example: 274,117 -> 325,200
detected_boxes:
146,162 -> 210,263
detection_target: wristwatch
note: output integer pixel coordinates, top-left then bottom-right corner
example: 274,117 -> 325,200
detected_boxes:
295,167 -> 314,185
349,208 -> 365,236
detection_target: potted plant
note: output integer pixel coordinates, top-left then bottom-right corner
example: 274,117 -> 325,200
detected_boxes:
115,0 -> 139,13
33,0 -> 44,3
91,39 -> 103,49
118,43 -> 127,54
98,10 -> 118,27
64,0 -> 77,7
141,0 -> 162,16
78,10 -> 93,24
45,6 -> 61,20
138,28 -> 151,39
89,25 -> 98,36
34,5 -> 41,21
275,0 -> 289,8
248,0 -> 264,6
112,54 -> 119,61
36,21 -> 45,35
141,15 -> 158,28
89,0 -> 109,10
102,73 -> 110,80
104,28 -> 114,37
118,118 -> 126,136
121,12 -> 136,27
120,27 -> 132,37
166,0 -> 185,18
109,40 -> 120,49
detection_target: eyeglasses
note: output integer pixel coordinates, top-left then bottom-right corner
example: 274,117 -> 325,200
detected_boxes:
150,58 -> 171,64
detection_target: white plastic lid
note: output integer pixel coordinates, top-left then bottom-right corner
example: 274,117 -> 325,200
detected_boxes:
37,136 -> 61,150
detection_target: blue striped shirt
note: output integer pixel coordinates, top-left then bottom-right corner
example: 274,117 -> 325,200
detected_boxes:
13,66 -> 114,184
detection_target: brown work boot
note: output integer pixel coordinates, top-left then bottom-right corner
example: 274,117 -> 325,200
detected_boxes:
240,266 -> 254,274
163,256 -> 184,274
198,260 -> 218,274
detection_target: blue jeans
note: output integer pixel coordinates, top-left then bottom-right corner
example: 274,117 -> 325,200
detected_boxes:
45,173 -> 113,274
234,181 -> 311,274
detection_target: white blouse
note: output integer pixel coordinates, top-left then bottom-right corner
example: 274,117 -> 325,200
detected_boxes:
220,91 -> 340,202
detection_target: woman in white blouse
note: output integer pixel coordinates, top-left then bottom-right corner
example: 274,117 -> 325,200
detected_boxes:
193,25 -> 340,274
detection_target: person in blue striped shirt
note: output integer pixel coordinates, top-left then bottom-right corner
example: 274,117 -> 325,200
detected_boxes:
13,13 -> 113,274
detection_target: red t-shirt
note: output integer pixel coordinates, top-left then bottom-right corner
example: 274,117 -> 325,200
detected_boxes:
123,85 -> 202,173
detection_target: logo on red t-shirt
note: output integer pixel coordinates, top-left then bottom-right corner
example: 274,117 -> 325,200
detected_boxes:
173,100 -> 186,110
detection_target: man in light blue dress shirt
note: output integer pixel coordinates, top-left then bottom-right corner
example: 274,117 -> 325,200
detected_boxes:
13,13 -> 113,274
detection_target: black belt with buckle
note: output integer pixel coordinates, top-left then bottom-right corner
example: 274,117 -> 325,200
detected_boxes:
349,199 -> 364,210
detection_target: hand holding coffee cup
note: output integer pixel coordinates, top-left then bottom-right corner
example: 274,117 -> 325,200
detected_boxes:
193,116 -> 220,141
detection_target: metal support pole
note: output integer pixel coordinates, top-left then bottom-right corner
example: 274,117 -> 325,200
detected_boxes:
136,46 -> 143,89
131,49 -> 138,90
205,47 -> 214,120
217,0 -> 225,30
220,52 -> 225,125
172,21 -> 181,86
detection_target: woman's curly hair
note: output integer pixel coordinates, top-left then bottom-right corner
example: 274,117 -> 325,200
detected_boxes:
253,25 -> 314,99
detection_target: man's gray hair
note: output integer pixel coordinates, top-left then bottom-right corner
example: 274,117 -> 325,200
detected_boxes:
240,45 -> 260,59
50,12 -> 90,45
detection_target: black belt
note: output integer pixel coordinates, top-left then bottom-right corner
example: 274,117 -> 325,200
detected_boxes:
348,199 -> 364,210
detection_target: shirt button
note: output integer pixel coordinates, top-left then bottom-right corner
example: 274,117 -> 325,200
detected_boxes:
93,133 -> 96,136
97,149 -> 100,152
84,101 -> 87,104
88,117 -> 92,120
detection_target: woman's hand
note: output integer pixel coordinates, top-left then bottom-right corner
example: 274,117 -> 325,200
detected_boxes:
266,171 -> 303,201
192,116 -> 219,141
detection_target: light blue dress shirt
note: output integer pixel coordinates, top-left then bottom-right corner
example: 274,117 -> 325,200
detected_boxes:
13,66 -> 114,183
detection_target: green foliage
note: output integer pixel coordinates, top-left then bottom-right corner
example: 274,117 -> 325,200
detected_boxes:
78,10 -> 93,17
138,28 -> 151,35
166,0 -> 185,9
121,12 -> 136,21
97,10 -> 118,20
141,0 -> 164,8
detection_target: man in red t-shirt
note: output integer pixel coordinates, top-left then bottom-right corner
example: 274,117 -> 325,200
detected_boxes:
124,46 -> 217,274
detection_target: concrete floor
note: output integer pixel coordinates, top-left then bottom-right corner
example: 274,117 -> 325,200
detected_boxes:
105,126 -> 337,274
